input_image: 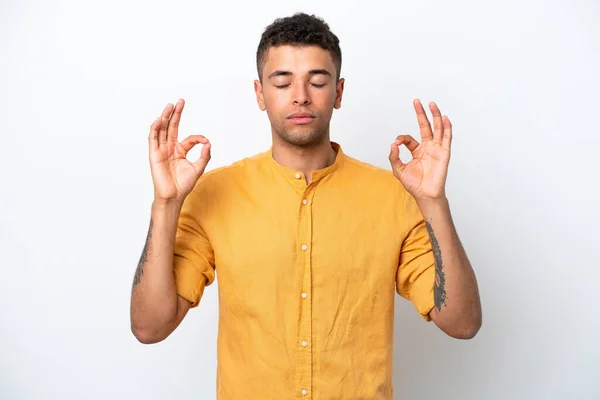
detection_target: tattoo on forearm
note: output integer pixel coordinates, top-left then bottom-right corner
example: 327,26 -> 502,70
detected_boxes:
133,218 -> 153,287
426,220 -> 447,310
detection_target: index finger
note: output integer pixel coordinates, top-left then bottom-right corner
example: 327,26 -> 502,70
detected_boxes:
413,99 -> 433,141
167,98 -> 185,142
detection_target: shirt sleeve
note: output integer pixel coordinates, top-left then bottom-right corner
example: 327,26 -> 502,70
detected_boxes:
395,189 -> 436,321
173,183 -> 216,308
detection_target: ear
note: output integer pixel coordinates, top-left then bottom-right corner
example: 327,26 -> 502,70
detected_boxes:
334,78 -> 345,109
254,79 -> 266,111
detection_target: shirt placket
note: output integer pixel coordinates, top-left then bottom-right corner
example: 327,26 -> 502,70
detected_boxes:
295,182 -> 315,399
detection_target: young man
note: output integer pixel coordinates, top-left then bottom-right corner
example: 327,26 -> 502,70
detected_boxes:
130,12 -> 481,399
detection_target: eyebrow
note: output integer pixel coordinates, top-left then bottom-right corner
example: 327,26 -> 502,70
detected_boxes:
267,69 -> 332,79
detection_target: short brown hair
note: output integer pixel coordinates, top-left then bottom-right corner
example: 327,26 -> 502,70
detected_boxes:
256,13 -> 342,82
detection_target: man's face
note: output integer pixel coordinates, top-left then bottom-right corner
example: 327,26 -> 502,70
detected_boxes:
254,45 -> 344,147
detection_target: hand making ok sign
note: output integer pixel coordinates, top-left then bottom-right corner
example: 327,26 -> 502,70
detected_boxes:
389,99 -> 452,201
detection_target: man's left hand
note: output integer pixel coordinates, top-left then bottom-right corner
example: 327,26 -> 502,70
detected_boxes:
389,99 -> 452,201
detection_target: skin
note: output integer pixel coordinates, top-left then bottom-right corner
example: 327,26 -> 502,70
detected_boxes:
131,44 -> 481,344
253,45 -> 345,182
389,99 -> 482,338
130,100 -> 211,343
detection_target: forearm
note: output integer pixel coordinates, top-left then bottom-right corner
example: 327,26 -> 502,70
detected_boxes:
130,199 -> 183,341
417,197 -> 482,339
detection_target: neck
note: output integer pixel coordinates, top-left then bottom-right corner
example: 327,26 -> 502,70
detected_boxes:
271,134 -> 337,184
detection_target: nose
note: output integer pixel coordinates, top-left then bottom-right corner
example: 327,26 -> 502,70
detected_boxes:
293,82 -> 311,106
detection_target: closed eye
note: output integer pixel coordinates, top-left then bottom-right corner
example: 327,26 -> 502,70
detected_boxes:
274,83 -> 327,89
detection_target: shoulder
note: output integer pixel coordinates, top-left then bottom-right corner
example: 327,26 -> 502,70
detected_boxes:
180,152 -> 267,217
343,154 -> 394,179
340,152 -> 416,210
342,154 -> 405,191
192,151 -> 267,192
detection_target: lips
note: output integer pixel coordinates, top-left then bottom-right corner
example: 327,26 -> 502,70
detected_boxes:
288,113 -> 314,119
287,113 -> 315,124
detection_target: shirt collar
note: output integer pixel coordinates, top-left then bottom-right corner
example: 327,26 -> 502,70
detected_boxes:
266,141 -> 345,184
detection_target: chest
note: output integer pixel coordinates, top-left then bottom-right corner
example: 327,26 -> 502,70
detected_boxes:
206,188 -> 403,289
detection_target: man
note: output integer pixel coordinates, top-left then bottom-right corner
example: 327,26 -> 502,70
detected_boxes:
130,12 -> 481,399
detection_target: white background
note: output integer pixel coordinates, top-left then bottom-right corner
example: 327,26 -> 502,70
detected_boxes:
1,0 -> 599,399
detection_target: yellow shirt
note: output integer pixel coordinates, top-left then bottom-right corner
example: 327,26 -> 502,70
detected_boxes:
173,142 -> 435,399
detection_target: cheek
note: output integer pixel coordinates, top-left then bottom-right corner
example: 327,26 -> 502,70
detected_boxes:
322,87 -> 337,105
314,89 -> 337,111
264,91 -> 288,112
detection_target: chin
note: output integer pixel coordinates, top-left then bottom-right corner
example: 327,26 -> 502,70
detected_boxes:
279,121 -> 328,145
279,131 -> 324,147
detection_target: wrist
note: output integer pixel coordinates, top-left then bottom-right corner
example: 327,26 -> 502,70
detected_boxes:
414,196 -> 450,219
152,197 -> 184,215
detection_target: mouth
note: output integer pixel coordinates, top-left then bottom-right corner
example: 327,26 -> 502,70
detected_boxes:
287,113 -> 315,125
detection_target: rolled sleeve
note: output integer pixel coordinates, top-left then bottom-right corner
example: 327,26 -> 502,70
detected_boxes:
396,193 -> 436,321
173,187 -> 216,308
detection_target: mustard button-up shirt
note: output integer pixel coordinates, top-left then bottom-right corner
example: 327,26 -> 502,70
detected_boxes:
173,142 -> 435,399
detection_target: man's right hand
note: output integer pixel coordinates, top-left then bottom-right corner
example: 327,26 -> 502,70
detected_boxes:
148,98 -> 211,202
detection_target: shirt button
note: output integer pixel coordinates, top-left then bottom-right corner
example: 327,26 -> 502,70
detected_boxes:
301,389 -> 308,396
301,293 -> 308,299
295,173 -> 301,179
301,341 -> 308,347
301,244 -> 308,251
302,199 -> 308,205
